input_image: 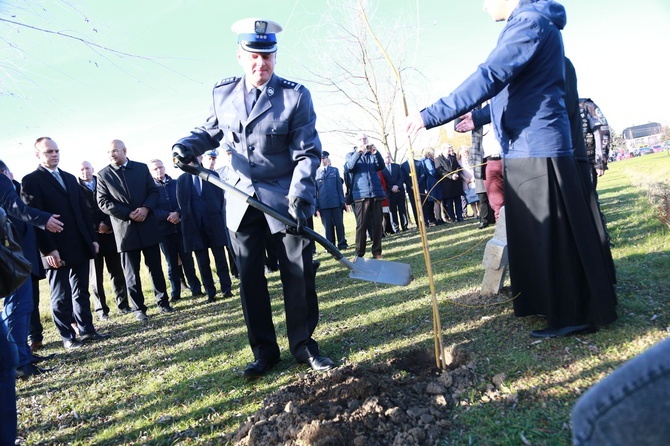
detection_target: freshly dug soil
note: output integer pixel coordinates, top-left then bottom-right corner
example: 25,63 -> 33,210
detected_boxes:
225,347 -> 487,445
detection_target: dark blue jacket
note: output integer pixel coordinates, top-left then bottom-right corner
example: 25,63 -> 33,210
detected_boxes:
401,159 -> 426,193
420,0 -> 571,159
344,150 -> 385,200
153,174 -> 180,238
315,166 -> 345,210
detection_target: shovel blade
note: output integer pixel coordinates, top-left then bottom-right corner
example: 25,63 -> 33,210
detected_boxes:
348,257 -> 413,286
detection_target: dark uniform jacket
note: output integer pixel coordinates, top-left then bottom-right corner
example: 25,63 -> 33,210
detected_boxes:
96,161 -> 161,252
175,73 -> 321,234
315,166 -> 345,211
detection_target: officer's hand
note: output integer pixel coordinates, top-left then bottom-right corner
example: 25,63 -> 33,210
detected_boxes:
172,143 -> 195,167
287,196 -> 310,235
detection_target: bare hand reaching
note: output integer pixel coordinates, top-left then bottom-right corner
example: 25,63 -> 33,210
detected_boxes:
46,214 -> 64,233
455,112 -> 475,133
406,112 -> 426,138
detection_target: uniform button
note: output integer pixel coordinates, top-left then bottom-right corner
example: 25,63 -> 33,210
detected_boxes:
249,162 -> 256,167
248,146 -> 255,151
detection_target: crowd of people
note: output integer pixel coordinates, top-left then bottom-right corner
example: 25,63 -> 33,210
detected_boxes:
2,3 -> 667,445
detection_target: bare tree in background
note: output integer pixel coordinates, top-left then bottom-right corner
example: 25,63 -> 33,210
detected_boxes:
297,1 -> 423,163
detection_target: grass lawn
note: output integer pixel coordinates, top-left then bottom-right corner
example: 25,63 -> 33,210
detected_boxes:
14,151 -> 670,445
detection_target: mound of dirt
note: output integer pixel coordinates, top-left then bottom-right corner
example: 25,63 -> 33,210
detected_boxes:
225,348 -> 485,446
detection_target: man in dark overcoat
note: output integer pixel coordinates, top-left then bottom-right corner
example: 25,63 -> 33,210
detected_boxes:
96,139 -> 172,322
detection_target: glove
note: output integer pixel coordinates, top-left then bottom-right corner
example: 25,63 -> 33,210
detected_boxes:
287,196 -> 310,235
172,143 -> 195,167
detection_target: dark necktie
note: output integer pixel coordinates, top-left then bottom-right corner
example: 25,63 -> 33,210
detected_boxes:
52,169 -> 66,190
252,88 -> 261,109
193,175 -> 202,196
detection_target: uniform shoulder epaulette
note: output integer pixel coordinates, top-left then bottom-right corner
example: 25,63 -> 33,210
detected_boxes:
214,76 -> 240,88
281,79 -> 303,91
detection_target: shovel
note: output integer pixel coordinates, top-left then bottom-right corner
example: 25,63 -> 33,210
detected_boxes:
174,159 -> 413,286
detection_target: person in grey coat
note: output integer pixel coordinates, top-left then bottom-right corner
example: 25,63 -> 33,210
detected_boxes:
172,18 -> 334,377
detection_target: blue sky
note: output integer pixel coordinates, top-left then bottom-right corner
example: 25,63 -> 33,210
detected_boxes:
1,0 -> 669,178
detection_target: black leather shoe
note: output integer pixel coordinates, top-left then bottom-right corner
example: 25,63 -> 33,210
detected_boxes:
530,324 -> 597,338
159,305 -> 174,313
478,221 -> 490,229
243,357 -> 280,378
223,291 -> 234,298
80,332 -> 111,342
135,311 -> 149,322
17,364 -> 52,380
63,339 -> 84,350
119,307 -> 133,314
301,355 -> 336,372
206,296 -> 216,303
30,352 -> 56,364
170,296 -> 181,302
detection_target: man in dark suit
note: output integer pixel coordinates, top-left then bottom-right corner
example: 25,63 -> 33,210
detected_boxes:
173,18 -> 334,377
96,140 -> 173,322
176,157 -> 232,303
149,158 -> 203,301
21,137 -> 108,350
382,152 -> 408,233
78,161 -> 130,320
400,158 -> 425,228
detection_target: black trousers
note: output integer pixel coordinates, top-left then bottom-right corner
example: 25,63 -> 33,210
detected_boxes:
160,232 -> 201,298
194,246 -> 231,298
90,247 -> 128,314
28,275 -> 43,344
443,196 -> 463,222
121,244 -> 168,313
230,206 -> 319,362
46,261 -> 95,340
477,191 -> 496,224
354,198 -> 383,257
388,191 -> 408,232
319,207 -> 347,249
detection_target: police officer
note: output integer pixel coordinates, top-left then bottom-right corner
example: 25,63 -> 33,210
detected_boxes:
202,149 -> 218,171
172,18 -> 335,377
